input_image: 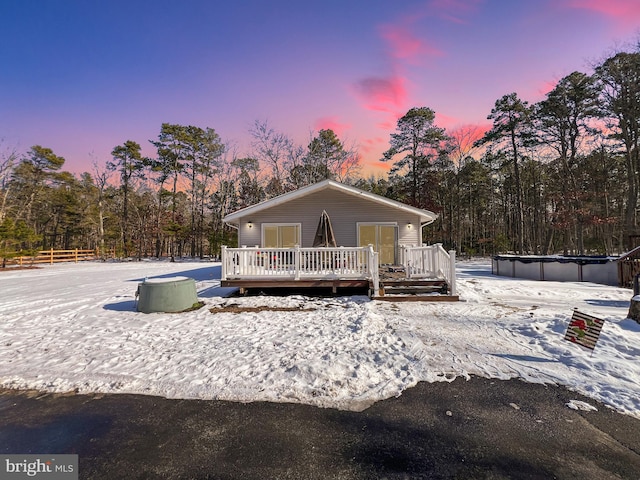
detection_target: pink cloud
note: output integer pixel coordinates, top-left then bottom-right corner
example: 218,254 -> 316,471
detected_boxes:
448,123 -> 491,148
379,25 -> 444,64
351,0 -> 482,142
360,136 -> 385,154
354,75 -> 408,113
539,78 -> 559,96
566,0 -> 640,28
314,117 -> 351,137
374,161 -> 393,173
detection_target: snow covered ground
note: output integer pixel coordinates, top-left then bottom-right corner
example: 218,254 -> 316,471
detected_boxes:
0,259 -> 638,416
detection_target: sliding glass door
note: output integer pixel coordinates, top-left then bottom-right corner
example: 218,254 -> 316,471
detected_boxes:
358,224 -> 396,264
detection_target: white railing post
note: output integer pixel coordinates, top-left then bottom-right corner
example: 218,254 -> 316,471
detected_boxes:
240,245 -> 248,277
439,243 -> 447,277
366,246 -> 379,296
373,251 -> 379,296
402,245 -> 410,277
294,245 -> 301,280
449,249 -> 457,296
221,245 -> 227,280
431,244 -> 438,276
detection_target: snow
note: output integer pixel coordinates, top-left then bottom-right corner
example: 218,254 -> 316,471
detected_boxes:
1,259 -> 639,417
142,276 -> 191,283
566,400 -> 598,412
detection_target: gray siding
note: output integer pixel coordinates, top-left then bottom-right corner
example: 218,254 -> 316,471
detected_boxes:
237,189 -> 422,247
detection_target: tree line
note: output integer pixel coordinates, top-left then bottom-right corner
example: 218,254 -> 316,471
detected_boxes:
374,48 -> 640,256
1,46 -> 640,263
0,122 -> 359,264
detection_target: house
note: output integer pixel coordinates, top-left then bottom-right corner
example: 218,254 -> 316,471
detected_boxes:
221,179 -> 457,300
224,179 -> 437,260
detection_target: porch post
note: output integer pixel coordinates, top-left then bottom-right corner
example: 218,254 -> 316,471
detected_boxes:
449,249 -> 457,296
431,244 -> 438,276
373,251 -> 379,296
294,245 -> 301,280
367,245 -> 379,296
402,245 -> 409,276
221,245 -> 227,280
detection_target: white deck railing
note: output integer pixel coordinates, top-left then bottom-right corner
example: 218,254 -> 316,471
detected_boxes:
402,243 -> 457,296
221,245 -> 380,293
221,244 -> 456,297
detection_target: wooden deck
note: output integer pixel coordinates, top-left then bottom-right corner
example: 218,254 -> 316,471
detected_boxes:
222,266 -> 459,301
220,245 -> 458,301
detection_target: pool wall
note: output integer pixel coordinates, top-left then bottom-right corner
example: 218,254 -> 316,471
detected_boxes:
492,255 -> 619,286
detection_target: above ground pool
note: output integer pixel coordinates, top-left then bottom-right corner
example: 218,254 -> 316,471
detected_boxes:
492,255 -> 619,286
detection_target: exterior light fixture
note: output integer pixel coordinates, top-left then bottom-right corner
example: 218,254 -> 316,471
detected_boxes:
247,221 -> 253,229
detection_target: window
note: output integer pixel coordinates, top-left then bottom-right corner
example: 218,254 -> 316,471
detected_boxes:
262,224 -> 301,248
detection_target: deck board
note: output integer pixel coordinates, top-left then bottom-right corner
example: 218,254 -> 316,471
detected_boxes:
221,279 -> 371,289
373,295 -> 460,302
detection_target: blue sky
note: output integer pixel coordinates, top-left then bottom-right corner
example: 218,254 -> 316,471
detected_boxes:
1,0 -> 639,175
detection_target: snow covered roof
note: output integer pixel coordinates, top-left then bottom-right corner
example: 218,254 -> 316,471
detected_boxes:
223,179 -> 438,226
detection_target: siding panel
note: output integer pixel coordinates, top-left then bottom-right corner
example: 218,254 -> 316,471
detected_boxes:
236,189 -> 422,247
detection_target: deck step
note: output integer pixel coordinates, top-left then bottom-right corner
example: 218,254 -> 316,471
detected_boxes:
377,276 -> 456,300
383,286 -> 446,294
374,295 -> 460,302
381,279 -> 447,287
381,278 -> 448,296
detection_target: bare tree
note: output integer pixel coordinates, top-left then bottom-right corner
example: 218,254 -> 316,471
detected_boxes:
249,120 -> 292,196
91,155 -> 112,257
447,124 -> 486,169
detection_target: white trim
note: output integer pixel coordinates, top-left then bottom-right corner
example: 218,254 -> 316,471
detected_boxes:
223,180 -> 437,226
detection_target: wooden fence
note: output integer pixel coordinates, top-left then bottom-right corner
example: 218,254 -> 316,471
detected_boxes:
4,248 -> 114,266
618,246 -> 640,289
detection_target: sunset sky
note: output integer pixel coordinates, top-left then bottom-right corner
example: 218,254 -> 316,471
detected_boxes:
1,0 -> 639,176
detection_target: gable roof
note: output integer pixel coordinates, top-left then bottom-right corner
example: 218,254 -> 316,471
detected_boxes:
223,179 -> 438,226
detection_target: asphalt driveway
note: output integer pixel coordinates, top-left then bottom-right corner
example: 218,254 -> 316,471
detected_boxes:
1,377 -> 639,479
